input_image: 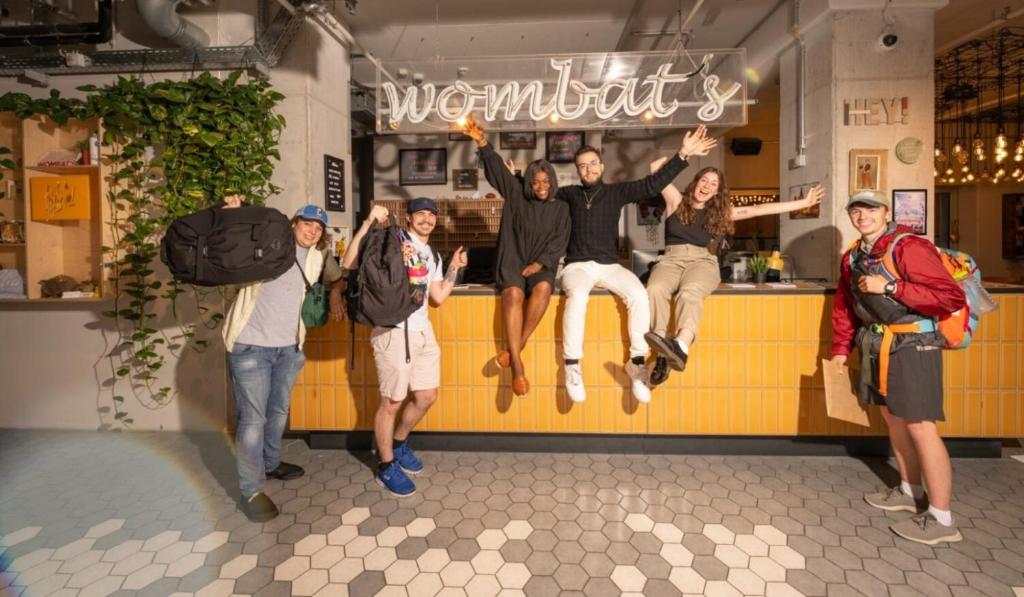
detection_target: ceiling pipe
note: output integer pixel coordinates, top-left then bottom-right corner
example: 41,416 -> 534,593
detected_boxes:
135,0 -> 210,49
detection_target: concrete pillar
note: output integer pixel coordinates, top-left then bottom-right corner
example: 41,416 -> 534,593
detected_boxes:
778,4 -> 942,281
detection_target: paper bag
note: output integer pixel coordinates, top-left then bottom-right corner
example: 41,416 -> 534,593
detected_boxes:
822,358 -> 870,427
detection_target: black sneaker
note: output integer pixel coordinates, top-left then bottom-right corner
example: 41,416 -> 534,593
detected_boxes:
240,491 -> 279,522
266,461 -> 305,480
649,357 -> 670,386
644,332 -> 688,372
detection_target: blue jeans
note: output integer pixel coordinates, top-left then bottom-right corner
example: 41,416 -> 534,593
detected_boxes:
227,343 -> 306,498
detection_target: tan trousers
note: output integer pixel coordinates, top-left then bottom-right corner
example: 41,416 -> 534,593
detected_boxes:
647,244 -> 721,340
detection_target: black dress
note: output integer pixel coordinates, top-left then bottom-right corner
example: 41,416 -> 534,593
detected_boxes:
478,144 -> 570,293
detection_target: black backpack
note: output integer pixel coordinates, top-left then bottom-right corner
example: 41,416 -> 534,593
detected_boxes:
345,217 -> 440,367
160,204 -> 294,286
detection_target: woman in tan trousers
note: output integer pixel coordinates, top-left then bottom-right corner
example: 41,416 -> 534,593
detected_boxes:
643,158 -> 823,386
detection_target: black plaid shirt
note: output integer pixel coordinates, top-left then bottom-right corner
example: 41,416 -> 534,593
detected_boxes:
557,154 -> 687,264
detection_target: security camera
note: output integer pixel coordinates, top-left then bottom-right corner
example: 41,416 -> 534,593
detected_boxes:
412,72 -> 425,85
878,32 -> 898,50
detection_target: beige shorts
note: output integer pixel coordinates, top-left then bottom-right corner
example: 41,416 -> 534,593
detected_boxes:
371,326 -> 441,401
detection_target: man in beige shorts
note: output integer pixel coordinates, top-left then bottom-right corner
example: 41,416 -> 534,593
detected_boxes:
343,198 -> 466,497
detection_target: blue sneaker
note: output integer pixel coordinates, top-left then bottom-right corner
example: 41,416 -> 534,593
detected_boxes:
377,461 -> 416,497
394,442 -> 423,474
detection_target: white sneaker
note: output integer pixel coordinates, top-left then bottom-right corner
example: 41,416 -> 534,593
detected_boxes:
565,363 -> 586,403
625,361 -> 652,403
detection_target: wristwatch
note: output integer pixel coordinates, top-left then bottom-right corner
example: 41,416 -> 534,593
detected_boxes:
884,281 -> 897,296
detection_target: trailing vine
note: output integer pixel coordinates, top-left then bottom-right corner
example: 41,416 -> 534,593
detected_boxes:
0,72 -> 286,426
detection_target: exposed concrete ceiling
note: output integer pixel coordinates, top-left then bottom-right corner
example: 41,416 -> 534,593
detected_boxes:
344,0 -> 1019,89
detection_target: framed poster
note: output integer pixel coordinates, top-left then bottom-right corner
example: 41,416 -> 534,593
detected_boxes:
500,131 -> 536,150
452,168 -> 478,191
324,154 -> 345,212
546,131 -> 585,163
893,189 -> 927,235
1003,193 -> 1024,259
788,181 -> 821,220
849,148 -> 887,195
400,148 -> 447,185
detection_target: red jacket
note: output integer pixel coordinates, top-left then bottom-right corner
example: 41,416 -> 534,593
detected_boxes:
831,226 -> 967,356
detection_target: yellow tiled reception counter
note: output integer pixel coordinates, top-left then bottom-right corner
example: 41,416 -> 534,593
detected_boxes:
291,286 -> 1024,438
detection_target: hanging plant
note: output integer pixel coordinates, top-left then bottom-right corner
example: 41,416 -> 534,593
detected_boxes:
0,72 -> 285,426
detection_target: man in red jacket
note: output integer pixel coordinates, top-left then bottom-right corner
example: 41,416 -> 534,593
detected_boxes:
831,190 -> 966,545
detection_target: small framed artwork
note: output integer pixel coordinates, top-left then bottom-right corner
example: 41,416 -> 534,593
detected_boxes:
849,148 -> 888,195
449,131 -> 472,142
452,168 -> 478,191
788,181 -> 821,220
893,189 -> 927,235
399,148 -> 447,186
546,131 -> 586,163
500,131 -> 537,150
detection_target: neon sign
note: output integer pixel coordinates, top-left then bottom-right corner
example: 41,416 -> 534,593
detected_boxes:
375,50 -> 747,133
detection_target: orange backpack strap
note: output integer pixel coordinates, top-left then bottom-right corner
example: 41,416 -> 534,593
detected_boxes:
880,232 -> 914,282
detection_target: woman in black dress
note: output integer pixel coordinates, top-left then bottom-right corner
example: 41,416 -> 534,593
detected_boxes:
463,117 -> 570,396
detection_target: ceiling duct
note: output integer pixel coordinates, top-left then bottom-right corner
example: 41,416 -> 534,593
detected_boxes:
0,0 -> 113,47
136,0 -> 210,49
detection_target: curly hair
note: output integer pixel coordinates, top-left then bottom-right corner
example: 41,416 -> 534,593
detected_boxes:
524,159 -> 559,201
675,167 -> 734,237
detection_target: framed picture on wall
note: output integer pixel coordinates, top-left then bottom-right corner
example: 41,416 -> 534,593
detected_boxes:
1002,193 -> 1024,259
500,131 -> 537,150
893,189 -> 927,235
452,168 -> 478,191
399,148 -> 447,186
787,181 -> 821,220
848,148 -> 888,195
546,131 -> 585,163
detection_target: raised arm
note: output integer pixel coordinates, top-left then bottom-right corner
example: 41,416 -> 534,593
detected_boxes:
462,116 -> 525,202
649,156 -> 684,217
341,204 -> 389,269
614,125 -> 717,205
732,185 -> 824,221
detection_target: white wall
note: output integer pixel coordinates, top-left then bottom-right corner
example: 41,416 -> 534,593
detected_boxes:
0,5 -> 352,431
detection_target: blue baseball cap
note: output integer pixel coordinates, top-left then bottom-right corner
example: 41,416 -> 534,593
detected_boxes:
407,197 -> 438,215
294,204 -> 328,226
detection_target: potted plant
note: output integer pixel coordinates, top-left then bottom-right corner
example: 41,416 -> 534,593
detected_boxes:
749,255 -> 769,283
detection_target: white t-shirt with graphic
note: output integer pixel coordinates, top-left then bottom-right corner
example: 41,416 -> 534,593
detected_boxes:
396,231 -> 443,331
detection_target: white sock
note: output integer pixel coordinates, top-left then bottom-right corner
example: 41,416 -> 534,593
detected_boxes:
674,337 -> 690,354
928,505 -> 953,526
900,481 -> 925,500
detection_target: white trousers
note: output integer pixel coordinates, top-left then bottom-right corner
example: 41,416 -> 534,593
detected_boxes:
560,261 -> 650,360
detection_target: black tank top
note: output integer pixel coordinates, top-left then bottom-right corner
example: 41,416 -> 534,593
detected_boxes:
665,207 -> 713,247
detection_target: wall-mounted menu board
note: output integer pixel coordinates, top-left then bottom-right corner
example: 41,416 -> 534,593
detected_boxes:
400,148 -> 447,185
324,154 -> 345,212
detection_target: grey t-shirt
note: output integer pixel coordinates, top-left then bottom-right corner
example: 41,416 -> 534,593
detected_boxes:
234,245 -> 311,348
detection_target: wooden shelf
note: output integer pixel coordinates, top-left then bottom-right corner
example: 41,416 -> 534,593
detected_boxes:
0,243 -> 26,248
26,164 -> 99,175
0,296 -> 107,304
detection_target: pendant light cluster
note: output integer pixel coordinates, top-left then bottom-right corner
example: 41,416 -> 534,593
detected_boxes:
935,28 -> 1024,185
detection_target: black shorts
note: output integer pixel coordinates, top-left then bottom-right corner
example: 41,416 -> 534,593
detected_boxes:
865,344 -> 945,422
498,268 -> 555,296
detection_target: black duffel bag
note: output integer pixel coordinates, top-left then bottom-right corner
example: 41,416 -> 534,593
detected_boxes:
160,204 -> 294,286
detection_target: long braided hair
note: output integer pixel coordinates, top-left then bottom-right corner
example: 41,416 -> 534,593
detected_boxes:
675,167 -> 734,237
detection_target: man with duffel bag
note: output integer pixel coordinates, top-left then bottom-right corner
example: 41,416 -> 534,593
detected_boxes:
216,197 -> 340,522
